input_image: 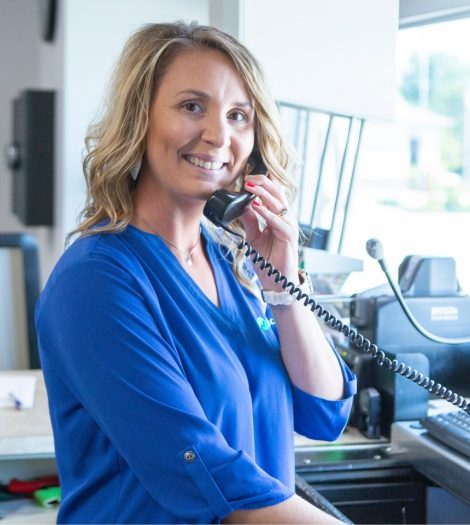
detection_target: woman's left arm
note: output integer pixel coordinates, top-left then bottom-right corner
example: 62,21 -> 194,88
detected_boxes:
270,300 -> 344,400
240,174 -> 345,401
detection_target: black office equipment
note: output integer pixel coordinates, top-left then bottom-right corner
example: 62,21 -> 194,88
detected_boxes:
366,240 -> 470,345
343,253 -> 470,437
0,233 -> 41,369
376,352 -> 430,437
358,387 -> 381,439
399,256 -> 459,297
421,411 -> 470,459
350,256 -> 470,396
203,148 -> 267,228
5,90 -> 55,226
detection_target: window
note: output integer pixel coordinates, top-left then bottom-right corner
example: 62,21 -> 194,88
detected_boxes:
342,18 -> 470,294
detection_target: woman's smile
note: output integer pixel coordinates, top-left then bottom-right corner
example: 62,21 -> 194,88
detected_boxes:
183,154 -> 227,172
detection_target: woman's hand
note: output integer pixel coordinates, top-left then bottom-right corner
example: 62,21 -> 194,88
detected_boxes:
238,173 -> 299,290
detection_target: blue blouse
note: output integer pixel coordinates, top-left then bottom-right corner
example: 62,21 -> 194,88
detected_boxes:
36,225 -> 356,524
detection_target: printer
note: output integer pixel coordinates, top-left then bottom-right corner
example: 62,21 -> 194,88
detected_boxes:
342,255 -> 470,436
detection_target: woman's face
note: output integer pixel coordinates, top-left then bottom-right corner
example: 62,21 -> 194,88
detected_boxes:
142,47 -> 256,204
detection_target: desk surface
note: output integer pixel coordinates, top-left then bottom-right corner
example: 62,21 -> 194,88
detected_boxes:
1,369 -> 383,455
0,370 -> 54,458
295,425 -> 388,448
392,420 -> 470,504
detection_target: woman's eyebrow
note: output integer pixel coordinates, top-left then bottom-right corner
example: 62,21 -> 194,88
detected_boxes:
176,89 -> 253,108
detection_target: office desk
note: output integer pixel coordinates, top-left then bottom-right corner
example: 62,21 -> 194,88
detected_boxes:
295,428 -> 429,523
0,370 -> 56,523
392,420 -> 470,505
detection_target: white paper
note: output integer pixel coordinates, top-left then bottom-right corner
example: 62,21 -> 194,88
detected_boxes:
0,375 -> 37,409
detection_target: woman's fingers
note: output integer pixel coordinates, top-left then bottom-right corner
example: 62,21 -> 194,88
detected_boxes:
252,200 -> 293,234
244,174 -> 288,215
239,205 -> 262,238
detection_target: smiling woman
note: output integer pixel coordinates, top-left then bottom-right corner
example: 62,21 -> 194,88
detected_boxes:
35,21 -> 355,524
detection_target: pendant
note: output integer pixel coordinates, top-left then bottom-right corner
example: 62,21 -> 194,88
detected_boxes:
185,255 -> 193,266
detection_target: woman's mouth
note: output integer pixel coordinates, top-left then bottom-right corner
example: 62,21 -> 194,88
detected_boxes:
183,155 -> 226,171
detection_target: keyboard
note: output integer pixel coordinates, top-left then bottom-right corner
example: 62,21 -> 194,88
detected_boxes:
420,410 -> 470,459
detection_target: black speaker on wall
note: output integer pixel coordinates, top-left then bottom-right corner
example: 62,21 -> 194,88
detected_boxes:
5,90 -> 55,226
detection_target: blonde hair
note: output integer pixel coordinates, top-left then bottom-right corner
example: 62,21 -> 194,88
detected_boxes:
70,21 -> 296,292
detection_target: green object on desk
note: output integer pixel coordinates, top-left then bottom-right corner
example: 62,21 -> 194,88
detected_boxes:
33,486 -> 61,508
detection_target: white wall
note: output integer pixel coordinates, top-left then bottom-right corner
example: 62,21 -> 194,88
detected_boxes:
0,0 -> 209,287
0,0 -> 55,285
0,2 -> 40,222
61,0 -> 209,242
241,0 -> 398,120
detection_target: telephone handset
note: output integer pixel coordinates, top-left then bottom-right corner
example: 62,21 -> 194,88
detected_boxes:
202,153 -> 470,414
203,149 -> 267,227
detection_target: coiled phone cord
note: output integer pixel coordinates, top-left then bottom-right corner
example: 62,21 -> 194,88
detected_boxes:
234,236 -> 470,415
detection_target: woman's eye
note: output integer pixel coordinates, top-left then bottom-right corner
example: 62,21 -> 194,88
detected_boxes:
182,101 -> 202,113
229,111 -> 246,122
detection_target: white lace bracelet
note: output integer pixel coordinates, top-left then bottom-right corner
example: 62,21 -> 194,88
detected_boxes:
261,270 -> 314,306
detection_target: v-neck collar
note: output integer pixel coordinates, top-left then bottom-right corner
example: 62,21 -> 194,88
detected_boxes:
126,224 -> 240,329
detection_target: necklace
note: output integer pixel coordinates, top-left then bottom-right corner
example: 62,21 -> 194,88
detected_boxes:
135,214 -> 201,266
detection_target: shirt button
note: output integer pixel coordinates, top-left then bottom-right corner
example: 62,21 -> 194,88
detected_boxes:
184,450 -> 196,462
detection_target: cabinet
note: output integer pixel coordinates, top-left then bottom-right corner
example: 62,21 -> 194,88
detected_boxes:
295,438 -> 427,524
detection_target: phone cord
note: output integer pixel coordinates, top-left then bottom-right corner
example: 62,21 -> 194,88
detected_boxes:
236,237 -> 470,415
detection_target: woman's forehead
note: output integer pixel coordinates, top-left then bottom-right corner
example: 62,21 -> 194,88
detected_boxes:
156,48 -> 252,102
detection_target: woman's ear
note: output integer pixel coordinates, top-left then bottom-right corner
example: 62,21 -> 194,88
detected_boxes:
129,157 -> 142,180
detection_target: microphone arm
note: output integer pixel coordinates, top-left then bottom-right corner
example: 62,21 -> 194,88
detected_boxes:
366,238 -> 470,345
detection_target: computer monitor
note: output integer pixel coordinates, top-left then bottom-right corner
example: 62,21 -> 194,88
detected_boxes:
0,234 -> 40,369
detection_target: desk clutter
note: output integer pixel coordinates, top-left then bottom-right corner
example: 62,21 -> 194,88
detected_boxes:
0,476 -> 60,509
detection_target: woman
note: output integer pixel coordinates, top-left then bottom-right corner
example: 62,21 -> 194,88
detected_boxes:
36,22 -> 356,524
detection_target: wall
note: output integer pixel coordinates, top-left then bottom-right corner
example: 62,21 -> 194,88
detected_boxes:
213,0 -> 399,120
1,0 -> 402,287
0,0 -> 209,287
61,0 -> 209,243
0,0 -> 56,286
0,2 -> 40,233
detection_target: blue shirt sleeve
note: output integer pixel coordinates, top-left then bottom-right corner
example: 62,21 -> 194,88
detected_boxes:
36,256 -> 293,522
291,340 -> 357,441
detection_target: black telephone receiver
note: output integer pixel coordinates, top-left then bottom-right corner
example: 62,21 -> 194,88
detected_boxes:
203,149 -> 267,227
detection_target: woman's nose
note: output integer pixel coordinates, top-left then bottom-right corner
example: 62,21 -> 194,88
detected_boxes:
200,115 -> 230,147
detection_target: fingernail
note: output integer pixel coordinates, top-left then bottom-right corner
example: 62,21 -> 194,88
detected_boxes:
246,182 -> 256,187
252,200 -> 260,206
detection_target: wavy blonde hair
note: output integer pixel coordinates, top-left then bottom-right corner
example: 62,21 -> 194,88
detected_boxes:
70,21 -> 297,292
